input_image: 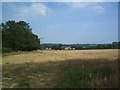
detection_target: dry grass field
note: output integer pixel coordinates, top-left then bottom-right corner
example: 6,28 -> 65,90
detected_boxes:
3,49 -> 118,64
2,49 -> 119,88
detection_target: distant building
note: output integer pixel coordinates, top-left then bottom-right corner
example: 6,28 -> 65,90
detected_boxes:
45,48 -> 52,50
72,48 -> 75,50
65,46 -> 72,50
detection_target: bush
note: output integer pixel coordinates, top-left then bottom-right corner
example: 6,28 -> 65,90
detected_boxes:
2,47 -> 13,53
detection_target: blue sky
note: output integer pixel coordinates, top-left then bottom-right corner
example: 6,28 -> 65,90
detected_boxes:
2,2 -> 118,44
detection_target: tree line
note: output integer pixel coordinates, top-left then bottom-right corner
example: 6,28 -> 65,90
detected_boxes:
42,42 -> 120,50
2,20 -> 40,53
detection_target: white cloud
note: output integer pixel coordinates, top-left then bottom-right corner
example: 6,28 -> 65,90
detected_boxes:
68,2 -> 106,14
14,3 -> 51,18
92,5 -> 105,13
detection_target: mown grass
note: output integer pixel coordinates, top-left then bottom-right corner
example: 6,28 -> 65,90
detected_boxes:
3,59 -> 118,88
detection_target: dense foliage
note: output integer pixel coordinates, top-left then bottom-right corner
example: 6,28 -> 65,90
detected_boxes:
2,20 -> 40,52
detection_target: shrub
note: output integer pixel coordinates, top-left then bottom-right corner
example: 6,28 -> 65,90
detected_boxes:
2,47 -> 13,53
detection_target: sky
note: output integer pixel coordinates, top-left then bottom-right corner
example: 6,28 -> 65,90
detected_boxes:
2,2 -> 118,44
1,0 -> 120,2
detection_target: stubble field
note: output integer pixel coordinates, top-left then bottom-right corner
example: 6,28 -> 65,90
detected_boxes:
2,49 -> 119,88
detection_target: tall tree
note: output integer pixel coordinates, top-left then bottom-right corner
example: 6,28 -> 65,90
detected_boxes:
2,20 -> 40,51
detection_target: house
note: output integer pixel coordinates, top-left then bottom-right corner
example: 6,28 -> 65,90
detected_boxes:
64,46 -> 72,50
45,48 -> 52,50
72,48 -> 75,50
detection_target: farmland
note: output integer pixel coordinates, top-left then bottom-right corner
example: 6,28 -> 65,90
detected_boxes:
2,49 -> 119,88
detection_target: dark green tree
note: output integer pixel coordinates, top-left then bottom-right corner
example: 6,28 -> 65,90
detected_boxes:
2,20 -> 40,52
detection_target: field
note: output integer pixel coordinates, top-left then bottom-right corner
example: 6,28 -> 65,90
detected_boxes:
2,49 -> 119,88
